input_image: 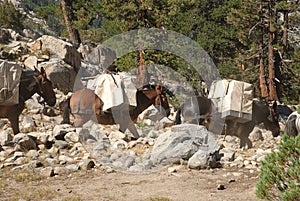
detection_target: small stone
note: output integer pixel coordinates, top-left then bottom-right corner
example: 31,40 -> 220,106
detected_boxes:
79,159 -> 95,170
40,167 -> 55,177
217,184 -> 226,190
54,166 -> 69,175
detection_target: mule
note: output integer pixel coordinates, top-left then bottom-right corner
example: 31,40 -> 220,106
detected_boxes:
61,84 -> 170,139
0,67 -> 56,134
176,96 -> 280,148
175,96 -> 213,127
284,111 -> 300,137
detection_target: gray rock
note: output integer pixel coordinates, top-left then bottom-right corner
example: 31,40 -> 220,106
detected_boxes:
13,133 -> 37,151
66,164 -> 80,172
78,42 -> 116,68
40,167 -> 55,177
0,130 -> 13,146
79,159 -> 95,170
52,124 -> 76,140
22,29 -> 41,40
150,124 -> 218,166
40,35 -> 81,71
24,55 -> 38,70
54,140 -> 70,150
249,127 -> 264,142
40,59 -> 77,93
20,116 -> 36,133
64,131 -> 80,143
188,146 -> 221,169
54,166 -> 69,175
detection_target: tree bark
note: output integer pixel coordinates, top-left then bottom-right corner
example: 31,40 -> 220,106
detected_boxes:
137,50 -> 148,88
259,1 -> 269,98
282,10 -> 288,49
61,0 -> 81,47
267,0 -> 278,101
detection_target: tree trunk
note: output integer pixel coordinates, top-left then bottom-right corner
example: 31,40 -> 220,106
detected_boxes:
282,10 -> 288,49
259,1 -> 268,98
267,0 -> 278,101
61,0 -> 81,47
137,50 -> 148,88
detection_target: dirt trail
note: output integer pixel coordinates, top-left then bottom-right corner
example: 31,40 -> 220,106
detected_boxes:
1,166 -> 260,201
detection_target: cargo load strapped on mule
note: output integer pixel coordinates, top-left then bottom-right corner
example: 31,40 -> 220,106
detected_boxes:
208,79 -> 253,123
0,60 -> 22,105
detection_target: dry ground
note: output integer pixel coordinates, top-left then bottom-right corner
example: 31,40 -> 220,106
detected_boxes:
0,165 -> 261,201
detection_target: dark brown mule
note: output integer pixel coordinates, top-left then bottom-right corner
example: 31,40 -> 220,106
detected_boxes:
62,84 -> 170,139
176,96 -> 280,148
175,96 -> 213,127
0,67 -> 56,134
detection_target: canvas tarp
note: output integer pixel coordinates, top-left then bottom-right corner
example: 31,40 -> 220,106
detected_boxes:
208,79 -> 253,123
86,73 -> 137,111
0,60 -> 22,105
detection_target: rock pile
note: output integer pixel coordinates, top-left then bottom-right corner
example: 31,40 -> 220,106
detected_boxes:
0,90 -> 283,177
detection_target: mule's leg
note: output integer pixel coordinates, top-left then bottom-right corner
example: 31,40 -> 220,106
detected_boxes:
112,106 -> 140,139
175,107 -> 182,124
61,98 -> 70,124
73,114 -> 91,127
8,115 -> 20,134
236,124 -> 253,148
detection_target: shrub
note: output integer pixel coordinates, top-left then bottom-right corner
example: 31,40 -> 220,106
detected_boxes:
256,134 -> 300,201
0,0 -> 24,30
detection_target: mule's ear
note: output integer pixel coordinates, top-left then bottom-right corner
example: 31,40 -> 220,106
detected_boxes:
272,101 -> 278,109
40,67 -> 46,77
34,66 -> 39,73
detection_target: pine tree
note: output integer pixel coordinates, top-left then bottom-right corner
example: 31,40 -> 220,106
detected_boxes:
256,134 -> 300,201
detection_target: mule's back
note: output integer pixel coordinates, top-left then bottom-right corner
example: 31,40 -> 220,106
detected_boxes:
70,89 -> 102,115
285,111 -> 300,136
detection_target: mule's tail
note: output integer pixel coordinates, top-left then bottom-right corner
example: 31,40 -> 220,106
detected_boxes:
60,97 -> 71,124
175,106 -> 182,124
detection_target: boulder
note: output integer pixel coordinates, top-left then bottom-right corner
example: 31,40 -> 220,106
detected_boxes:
22,29 -> 42,40
150,124 -> 219,166
40,58 -> 77,93
40,35 -> 81,72
24,55 -> 38,70
78,42 -> 116,68
13,133 -> 37,151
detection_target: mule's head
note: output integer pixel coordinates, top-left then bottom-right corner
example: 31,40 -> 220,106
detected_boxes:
154,84 -> 170,117
264,101 -> 280,137
34,67 -> 56,107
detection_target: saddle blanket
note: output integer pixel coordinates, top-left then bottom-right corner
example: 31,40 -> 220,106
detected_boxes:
208,79 -> 253,123
86,72 -> 137,111
0,60 -> 22,105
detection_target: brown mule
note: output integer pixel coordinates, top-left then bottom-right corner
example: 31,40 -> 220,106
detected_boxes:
0,67 -> 56,134
62,84 -> 170,139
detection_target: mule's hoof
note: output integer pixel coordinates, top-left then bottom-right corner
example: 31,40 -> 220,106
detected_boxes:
131,136 -> 139,141
124,135 -> 139,142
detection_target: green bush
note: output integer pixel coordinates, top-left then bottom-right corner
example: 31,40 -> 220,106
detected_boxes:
0,0 -> 24,30
256,134 -> 300,201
